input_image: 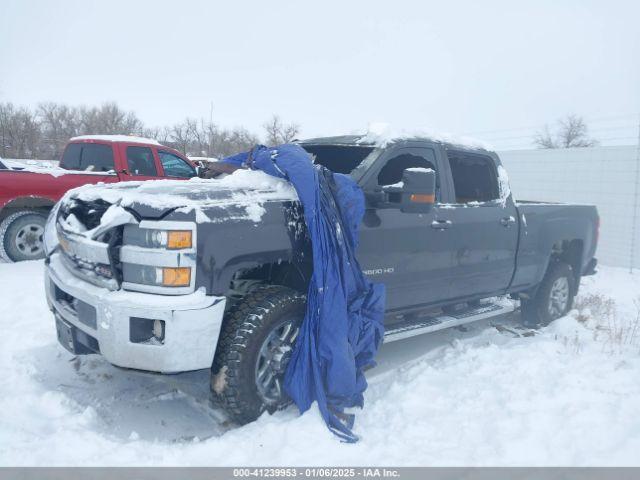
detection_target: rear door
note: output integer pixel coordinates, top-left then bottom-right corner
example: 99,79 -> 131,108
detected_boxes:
438,149 -> 518,298
357,143 -> 455,313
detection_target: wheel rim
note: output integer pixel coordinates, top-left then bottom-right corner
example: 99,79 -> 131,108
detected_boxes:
548,276 -> 570,318
14,223 -> 45,257
255,318 -> 299,405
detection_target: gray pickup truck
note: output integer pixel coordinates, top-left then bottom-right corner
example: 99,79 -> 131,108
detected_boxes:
43,135 -> 598,425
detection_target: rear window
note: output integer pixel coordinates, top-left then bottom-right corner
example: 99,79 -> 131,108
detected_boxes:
447,151 -> 499,203
60,143 -> 114,172
301,145 -> 375,174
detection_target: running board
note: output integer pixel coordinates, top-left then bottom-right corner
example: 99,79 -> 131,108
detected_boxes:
383,300 -> 516,343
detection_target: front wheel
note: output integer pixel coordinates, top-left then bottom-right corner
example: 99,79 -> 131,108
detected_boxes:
211,286 -> 305,424
521,261 -> 576,327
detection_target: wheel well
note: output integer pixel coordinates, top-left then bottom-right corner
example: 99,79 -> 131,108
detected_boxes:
226,261 -> 310,300
0,197 -> 54,222
550,239 -> 583,287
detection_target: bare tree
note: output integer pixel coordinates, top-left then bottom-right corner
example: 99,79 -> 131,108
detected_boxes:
37,102 -> 80,158
165,117 -> 260,159
141,125 -> 172,144
263,115 -> 300,145
0,102 -> 42,159
77,102 -> 143,135
0,100 -> 278,161
534,114 -> 598,149
169,120 -> 193,155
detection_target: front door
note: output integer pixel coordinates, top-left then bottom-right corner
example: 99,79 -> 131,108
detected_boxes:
119,145 -> 161,181
357,145 -> 455,315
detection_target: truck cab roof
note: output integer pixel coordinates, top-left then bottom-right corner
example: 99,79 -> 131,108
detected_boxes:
299,131 -> 493,153
69,135 -> 162,146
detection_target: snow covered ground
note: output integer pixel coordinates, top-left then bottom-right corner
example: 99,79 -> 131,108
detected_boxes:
0,260 -> 639,466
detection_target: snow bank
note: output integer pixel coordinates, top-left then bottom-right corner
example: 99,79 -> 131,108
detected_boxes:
0,262 -> 638,466
358,122 -> 494,151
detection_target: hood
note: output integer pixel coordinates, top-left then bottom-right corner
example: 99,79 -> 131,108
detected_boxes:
65,169 -> 298,222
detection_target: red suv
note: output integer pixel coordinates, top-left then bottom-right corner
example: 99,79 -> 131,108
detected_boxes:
0,135 -> 197,262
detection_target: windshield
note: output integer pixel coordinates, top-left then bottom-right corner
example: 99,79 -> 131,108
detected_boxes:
300,144 -> 380,180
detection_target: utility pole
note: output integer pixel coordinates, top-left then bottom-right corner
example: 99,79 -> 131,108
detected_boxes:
630,115 -> 640,273
209,101 -> 214,157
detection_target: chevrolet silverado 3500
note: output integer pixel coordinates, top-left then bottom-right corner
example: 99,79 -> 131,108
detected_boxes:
43,135 -> 598,424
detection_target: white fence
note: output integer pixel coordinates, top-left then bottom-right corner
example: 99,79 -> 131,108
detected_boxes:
499,145 -> 640,270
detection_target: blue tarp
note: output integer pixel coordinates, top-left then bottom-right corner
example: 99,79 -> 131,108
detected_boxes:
222,144 -> 385,442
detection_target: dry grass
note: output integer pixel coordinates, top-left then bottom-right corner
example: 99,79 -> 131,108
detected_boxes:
574,293 -> 640,353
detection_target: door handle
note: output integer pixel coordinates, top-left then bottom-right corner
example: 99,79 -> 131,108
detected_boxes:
431,220 -> 452,230
500,215 -> 516,227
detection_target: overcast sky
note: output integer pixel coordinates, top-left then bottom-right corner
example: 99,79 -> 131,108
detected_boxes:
1,0 -> 639,149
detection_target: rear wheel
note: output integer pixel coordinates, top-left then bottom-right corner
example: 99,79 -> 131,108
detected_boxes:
521,261 -> 576,327
210,286 -> 305,424
0,210 -> 48,262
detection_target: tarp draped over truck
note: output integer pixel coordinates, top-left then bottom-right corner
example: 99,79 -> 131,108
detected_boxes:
222,144 -> 385,442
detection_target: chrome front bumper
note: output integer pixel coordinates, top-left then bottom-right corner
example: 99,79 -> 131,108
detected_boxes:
45,253 -> 227,373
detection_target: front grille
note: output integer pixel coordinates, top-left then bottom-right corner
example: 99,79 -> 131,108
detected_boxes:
56,198 -> 122,290
59,252 -> 118,290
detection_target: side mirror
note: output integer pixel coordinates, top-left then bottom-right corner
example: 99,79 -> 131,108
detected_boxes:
399,168 -> 436,213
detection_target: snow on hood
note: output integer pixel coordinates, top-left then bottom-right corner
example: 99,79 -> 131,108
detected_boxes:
65,169 -> 298,223
358,122 -> 494,151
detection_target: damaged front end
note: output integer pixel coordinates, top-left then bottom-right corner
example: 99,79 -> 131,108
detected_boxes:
52,198 -> 124,290
44,193 -> 226,373
47,196 -> 198,295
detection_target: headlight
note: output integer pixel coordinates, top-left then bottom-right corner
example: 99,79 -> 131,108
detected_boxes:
123,264 -> 192,288
121,221 -> 196,294
43,202 -> 61,255
126,226 -> 193,250
144,230 -> 192,249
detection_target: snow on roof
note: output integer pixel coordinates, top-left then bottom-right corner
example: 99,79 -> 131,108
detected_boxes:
357,122 -> 494,151
70,135 -> 162,146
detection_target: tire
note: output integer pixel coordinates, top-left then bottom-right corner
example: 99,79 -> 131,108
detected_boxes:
521,261 -> 576,327
0,210 -> 48,262
211,286 -> 306,424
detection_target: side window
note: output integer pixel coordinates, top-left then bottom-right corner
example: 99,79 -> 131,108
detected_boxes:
60,143 -> 82,170
60,143 -> 114,172
126,146 -> 157,176
80,144 -> 114,172
447,152 -> 499,203
377,150 -> 439,199
158,151 -> 196,178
